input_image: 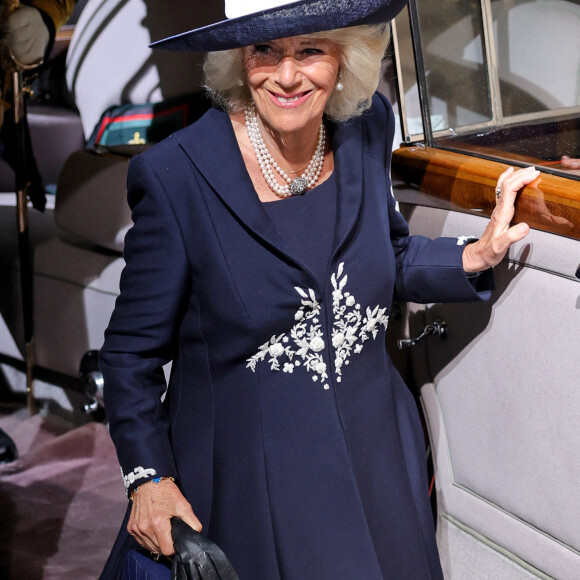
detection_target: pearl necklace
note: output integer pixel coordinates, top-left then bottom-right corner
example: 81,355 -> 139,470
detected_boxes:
244,103 -> 325,198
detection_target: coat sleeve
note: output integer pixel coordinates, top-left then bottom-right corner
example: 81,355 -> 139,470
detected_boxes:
100,153 -> 190,497
371,92 -> 494,304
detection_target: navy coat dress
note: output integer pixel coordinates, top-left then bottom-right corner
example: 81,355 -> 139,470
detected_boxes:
100,93 -> 491,579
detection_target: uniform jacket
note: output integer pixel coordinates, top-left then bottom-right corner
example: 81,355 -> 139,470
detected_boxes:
100,93 -> 491,579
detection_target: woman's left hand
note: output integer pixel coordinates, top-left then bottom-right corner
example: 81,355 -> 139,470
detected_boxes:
462,165 -> 539,273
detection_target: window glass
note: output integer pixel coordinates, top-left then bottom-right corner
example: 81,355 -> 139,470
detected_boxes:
394,0 -> 580,178
436,0 -> 580,177
491,0 -> 580,117
392,7 -> 425,139
414,0 -> 493,131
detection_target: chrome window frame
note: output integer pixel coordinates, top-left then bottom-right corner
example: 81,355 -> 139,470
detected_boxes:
395,0 -> 580,144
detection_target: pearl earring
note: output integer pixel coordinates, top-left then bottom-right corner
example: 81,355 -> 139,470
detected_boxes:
335,77 -> 344,92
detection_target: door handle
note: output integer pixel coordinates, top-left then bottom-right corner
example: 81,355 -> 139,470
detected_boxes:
397,320 -> 447,349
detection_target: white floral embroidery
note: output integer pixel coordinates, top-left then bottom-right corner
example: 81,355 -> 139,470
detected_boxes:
330,263 -> 389,381
121,466 -> 157,491
456,236 -> 478,246
246,287 -> 328,383
246,263 -> 389,388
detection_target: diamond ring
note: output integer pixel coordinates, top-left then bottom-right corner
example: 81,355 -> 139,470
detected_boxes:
495,186 -> 502,199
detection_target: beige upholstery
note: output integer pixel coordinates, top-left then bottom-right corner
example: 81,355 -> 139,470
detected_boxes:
397,201 -> 580,580
34,237 -> 124,378
0,196 -> 59,352
437,517 -> 550,580
0,194 -> 125,380
55,146 -> 144,252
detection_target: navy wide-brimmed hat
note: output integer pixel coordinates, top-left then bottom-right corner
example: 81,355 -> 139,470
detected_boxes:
150,0 -> 409,52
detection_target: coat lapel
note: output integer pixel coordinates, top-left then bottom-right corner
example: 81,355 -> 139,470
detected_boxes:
178,106 -> 365,281
327,118 -> 365,261
178,107 -> 287,253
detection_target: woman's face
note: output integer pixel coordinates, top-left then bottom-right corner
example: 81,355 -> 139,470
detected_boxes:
242,36 -> 341,137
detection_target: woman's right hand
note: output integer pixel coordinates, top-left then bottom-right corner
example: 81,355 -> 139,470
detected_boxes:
128,477 -> 202,556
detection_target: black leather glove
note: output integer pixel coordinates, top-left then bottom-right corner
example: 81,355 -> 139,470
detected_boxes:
170,517 -> 239,580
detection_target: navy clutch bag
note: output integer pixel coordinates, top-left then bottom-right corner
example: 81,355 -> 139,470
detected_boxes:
123,550 -> 171,580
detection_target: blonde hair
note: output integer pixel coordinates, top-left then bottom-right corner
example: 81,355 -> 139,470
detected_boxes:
203,24 -> 391,122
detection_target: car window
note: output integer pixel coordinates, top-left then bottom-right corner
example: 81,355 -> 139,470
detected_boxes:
416,0 -> 493,132
492,0 -> 580,117
393,0 -> 580,180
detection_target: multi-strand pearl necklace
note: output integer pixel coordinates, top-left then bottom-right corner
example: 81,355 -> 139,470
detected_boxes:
244,103 -> 326,198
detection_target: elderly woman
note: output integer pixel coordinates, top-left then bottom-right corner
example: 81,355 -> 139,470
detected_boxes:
100,1 -> 539,578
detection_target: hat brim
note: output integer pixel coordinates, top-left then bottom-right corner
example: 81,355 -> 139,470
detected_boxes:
150,0 -> 408,52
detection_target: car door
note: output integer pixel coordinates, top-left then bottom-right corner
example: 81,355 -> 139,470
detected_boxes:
388,1 -> 580,578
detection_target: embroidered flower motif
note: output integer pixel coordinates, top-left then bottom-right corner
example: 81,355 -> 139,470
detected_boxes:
246,288 -> 328,383
246,263 -> 389,388
315,362 -> 327,375
457,236 -> 478,246
310,337 -> 325,352
330,263 -> 389,380
269,342 -> 284,357
121,466 -> 157,492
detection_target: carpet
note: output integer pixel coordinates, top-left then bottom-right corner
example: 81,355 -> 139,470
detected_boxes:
0,409 -> 127,579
